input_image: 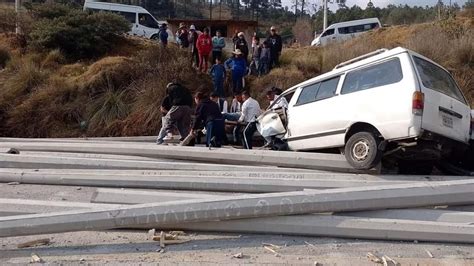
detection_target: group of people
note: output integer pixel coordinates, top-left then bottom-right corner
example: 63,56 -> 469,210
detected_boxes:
156,82 -> 288,150
157,22 -> 284,99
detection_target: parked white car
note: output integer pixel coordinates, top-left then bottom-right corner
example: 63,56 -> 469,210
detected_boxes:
83,1 -> 173,41
258,47 -> 472,172
311,18 -> 381,47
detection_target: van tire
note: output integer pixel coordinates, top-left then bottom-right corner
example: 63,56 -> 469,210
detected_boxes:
344,131 -> 382,170
151,34 -> 159,41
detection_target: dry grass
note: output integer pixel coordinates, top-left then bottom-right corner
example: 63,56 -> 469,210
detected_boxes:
0,17 -> 471,138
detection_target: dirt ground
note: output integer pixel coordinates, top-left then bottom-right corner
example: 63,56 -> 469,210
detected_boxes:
1,183 -> 473,265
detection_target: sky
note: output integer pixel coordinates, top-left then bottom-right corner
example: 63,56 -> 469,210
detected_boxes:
281,0 -> 468,10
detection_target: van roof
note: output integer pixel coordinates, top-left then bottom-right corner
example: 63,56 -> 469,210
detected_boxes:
84,1 -> 148,12
288,47 -> 409,90
326,18 -> 381,30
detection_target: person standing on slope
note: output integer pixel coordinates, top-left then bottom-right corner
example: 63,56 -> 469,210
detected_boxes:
266,26 -> 283,70
196,27 -> 213,73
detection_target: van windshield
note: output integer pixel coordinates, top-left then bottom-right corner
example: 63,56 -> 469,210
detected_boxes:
413,56 -> 466,104
138,13 -> 159,28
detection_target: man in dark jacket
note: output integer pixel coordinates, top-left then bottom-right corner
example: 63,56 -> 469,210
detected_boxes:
234,32 -> 249,62
162,83 -> 193,142
187,92 -> 225,147
266,26 -> 283,69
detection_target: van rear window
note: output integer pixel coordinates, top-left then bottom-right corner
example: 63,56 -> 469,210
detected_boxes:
341,58 -> 403,95
413,56 -> 466,104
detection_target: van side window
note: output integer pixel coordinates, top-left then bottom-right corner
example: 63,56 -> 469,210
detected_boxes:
321,29 -> 335,37
316,77 -> 340,101
296,83 -> 319,106
341,58 -> 403,95
118,11 -> 136,24
339,23 -> 379,34
296,76 -> 340,105
138,13 -> 159,28
413,56 -> 466,104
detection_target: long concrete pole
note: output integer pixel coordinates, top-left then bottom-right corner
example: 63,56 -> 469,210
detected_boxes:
0,168 -> 409,192
0,154 -> 289,172
0,142 -> 365,172
153,215 -> 474,244
3,198 -> 474,243
1,180 -> 474,237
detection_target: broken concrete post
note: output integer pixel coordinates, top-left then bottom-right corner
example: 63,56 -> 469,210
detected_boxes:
1,180 -> 474,237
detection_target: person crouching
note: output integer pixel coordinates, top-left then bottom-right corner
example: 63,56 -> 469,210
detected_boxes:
184,91 -> 225,147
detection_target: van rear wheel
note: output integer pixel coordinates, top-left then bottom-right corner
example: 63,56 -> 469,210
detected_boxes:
344,131 -> 382,170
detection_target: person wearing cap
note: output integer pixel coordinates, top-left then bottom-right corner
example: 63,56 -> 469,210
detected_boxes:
176,23 -> 189,48
224,49 -> 247,94
189,25 -> 199,68
234,32 -> 249,62
211,30 -> 226,63
196,27 -> 213,73
266,26 -> 283,69
158,23 -> 168,47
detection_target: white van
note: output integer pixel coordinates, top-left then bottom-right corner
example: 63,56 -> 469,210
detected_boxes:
311,18 -> 381,47
258,47 -> 472,172
83,1 -> 168,40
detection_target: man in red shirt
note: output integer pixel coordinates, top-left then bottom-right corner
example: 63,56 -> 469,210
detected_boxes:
196,27 -> 212,73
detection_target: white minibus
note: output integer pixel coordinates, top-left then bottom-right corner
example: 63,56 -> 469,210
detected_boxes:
311,18 -> 381,47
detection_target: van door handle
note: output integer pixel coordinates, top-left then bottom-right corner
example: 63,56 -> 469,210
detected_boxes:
439,106 -> 463,119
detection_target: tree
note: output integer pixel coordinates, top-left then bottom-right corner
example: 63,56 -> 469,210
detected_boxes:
270,0 -> 282,9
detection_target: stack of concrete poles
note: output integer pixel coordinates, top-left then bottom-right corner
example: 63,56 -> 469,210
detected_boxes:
0,137 -> 473,244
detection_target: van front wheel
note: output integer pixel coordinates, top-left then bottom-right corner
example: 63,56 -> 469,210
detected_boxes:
344,132 -> 382,170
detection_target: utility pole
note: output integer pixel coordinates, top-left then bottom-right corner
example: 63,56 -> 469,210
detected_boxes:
15,0 -> 20,34
323,0 -> 328,30
209,0 -> 212,20
219,0 -> 222,19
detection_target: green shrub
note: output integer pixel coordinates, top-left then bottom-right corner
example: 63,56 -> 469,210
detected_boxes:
29,5 -> 130,59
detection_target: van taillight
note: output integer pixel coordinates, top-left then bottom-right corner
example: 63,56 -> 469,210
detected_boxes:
412,91 -> 424,116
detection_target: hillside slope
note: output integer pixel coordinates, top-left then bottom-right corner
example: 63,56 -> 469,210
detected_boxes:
0,17 -> 471,138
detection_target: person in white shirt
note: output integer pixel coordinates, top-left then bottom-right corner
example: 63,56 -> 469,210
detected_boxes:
240,90 -> 262,149
266,87 -> 288,110
262,87 -> 289,148
222,92 -> 244,144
